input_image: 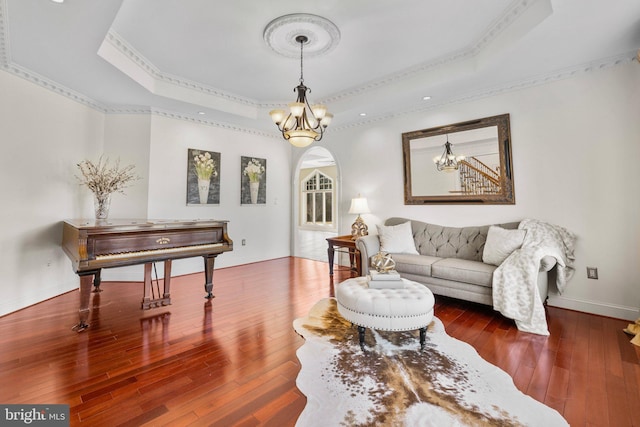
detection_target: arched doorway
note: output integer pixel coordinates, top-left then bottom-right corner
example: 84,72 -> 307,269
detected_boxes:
293,146 -> 339,261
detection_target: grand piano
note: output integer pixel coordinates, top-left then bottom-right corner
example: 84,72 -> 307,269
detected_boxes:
62,219 -> 233,331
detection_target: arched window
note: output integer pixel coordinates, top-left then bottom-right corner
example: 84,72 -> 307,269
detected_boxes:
302,170 -> 333,227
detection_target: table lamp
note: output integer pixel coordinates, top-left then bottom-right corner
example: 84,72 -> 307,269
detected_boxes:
348,194 -> 370,240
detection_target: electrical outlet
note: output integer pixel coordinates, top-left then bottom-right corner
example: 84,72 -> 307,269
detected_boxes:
586,267 -> 598,279
242,239 -> 246,246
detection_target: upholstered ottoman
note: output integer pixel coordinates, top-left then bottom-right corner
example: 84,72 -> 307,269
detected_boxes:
335,277 -> 435,350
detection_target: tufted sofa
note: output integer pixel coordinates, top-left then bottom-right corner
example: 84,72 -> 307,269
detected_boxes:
355,217 -> 556,306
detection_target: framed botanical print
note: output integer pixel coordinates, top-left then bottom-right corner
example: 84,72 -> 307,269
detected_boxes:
187,148 -> 221,205
241,156 -> 266,204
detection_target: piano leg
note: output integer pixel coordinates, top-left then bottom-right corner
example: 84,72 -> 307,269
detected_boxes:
142,263 -> 153,309
163,260 -> 172,304
203,254 -> 217,299
73,270 -> 97,331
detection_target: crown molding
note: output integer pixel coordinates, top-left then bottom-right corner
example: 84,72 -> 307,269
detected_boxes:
2,49 -> 633,138
470,0 -> 537,56
0,0 -> 635,138
3,62 -> 110,111
149,108 -> 279,139
0,0 -> 271,136
321,0 -> 541,105
0,0 -> 538,112
0,0 -> 11,68
449,53 -> 635,104
333,51 -> 637,132
99,30 -> 258,118
103,30 -> 257,108
100,105 -> 277,138
0,1 -> 108,110
48,1 -> 541,112
0,60 -> 275,136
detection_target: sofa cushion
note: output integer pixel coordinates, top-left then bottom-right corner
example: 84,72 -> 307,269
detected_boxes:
389,253 -> 443,277
482,225 -> 526,266
377,221 -> 419,254
431,258 -> 496,287
413,224 -> 488,261
385,217 -> 519,262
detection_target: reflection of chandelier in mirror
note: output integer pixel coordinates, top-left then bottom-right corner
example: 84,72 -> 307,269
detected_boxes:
269,35 -> 333,147
433,136 -> 465,172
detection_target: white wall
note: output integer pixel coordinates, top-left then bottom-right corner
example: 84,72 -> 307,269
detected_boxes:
100,114 -> 294,282
103,114 -> 152,219
0,70 -> 104,316
101,115 -> 294,282
298,63 -> 640,320
140,115 -> 292,277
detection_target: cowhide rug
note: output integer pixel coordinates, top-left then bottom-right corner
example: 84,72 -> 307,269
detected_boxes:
293,298 -> 568,427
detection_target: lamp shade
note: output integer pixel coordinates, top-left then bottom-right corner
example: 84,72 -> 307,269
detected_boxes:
289,102 -> 305,118
348,197 -> 370,215
311,104 -> 327,119
320,113 -> 333,127
285,129 -> 318,147
269,109 -> 285,124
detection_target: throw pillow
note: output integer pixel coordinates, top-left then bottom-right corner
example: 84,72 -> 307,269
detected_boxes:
377,221 -> 419,255
482,225 -> 526,266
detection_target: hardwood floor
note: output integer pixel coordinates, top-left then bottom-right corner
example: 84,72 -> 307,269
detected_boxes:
0,257 -> 638,426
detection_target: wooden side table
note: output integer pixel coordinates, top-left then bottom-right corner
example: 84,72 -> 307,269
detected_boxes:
326,235 -> 361,277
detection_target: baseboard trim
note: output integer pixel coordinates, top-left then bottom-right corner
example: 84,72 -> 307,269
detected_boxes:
547,294 -> 639,321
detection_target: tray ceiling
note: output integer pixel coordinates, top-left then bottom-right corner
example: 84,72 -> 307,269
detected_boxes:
1,0 -> 639,137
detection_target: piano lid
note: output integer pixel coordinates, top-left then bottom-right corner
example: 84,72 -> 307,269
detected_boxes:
64,218 -> 229,231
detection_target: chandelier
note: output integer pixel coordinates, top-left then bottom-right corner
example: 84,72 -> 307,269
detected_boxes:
269,35 -> 333,147
433,136 -> 465,172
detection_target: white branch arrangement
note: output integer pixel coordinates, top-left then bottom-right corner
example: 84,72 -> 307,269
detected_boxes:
76,156 -> 140,198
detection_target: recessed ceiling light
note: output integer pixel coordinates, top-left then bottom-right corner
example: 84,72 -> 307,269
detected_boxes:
197,111 -> 206,115
51,0 -> 64,3
422,96 -> 432,101
359,113 -> 367,117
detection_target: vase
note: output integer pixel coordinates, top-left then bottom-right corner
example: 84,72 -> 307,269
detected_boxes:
94,194 -> 111,220
250,181 -> 259,204
198,178 -> 210,204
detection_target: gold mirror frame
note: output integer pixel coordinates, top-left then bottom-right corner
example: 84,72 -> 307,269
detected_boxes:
402,114 -> 515,205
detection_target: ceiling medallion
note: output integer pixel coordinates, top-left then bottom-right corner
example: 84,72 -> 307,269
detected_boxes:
263,13 -> 340,58
265,14 -> 339,147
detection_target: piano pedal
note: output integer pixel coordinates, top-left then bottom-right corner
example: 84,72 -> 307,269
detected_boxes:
72,322 -> 89,332
141,297 -> 172,310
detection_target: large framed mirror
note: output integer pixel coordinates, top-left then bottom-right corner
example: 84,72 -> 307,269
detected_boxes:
402,114 -> 515,204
